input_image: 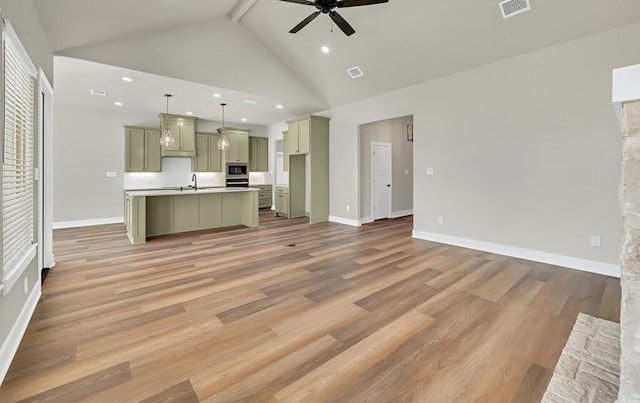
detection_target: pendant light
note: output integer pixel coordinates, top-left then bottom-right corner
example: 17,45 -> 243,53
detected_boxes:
160,94 -> 176,148
217,103 -> 230,151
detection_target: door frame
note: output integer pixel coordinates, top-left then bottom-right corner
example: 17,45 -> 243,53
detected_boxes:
370,141 -> 392,220
38,68 -> 54,278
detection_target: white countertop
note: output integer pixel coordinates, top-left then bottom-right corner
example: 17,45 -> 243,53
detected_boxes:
126,187 -> 259,197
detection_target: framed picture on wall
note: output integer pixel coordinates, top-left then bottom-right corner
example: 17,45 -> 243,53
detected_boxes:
407,124 -> 414,142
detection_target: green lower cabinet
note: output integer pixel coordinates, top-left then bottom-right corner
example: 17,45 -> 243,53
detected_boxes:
275,186 -> 289,217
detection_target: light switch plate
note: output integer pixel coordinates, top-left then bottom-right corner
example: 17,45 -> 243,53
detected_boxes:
426,168 -> 434,176
106,171 -> 118,178
404,170 -> 409,175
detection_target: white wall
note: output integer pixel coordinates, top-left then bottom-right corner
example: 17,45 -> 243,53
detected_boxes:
324,22 -> 640,267
52,103 -> 270,224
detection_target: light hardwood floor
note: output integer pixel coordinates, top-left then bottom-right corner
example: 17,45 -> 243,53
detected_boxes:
0,212 -> 621,402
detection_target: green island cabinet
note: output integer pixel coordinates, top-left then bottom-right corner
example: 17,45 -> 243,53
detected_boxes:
124,189 -> 259,244
125,126 -> 162,172
224,129 -> 249,163
249,136 -> 269,172
192,133 -> 222,172
284,115 -> 330,223
159,113 -> 196,157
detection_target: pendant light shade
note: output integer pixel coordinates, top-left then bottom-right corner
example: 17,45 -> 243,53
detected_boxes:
161,94 -> 176,148
218,103 -> 230,151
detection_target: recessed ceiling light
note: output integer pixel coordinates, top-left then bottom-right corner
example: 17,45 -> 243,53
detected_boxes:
213,93 -> 221,98
90,89 -> 107,96
186,111 -> 193,115
114,102 -> 123,106
242,99 -> 258,105
241,118 -> 247,122
321,46 -> 330,54
122,77 -> 133,82
276,104 -> 284,109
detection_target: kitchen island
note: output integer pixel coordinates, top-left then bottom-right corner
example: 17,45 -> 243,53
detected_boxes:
124,187 -> 259,244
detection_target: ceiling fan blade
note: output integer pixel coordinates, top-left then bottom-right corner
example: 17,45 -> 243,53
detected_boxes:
329,10 -> 355,36
289,11 -> 321,33
279,0 -> 316,5
337,0 -> 388,7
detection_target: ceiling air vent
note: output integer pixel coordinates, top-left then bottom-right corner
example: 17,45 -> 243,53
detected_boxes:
499,0 -> 530,19
347,66 -> 364,79
90,89 -> 107,96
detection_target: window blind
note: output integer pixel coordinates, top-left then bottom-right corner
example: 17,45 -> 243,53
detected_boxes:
2,21 -> 36,282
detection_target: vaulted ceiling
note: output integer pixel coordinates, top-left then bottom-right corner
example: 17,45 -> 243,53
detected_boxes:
33,0 -> 640,124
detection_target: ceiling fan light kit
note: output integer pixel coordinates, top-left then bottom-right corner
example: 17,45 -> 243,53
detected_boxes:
279,0 -> 389,36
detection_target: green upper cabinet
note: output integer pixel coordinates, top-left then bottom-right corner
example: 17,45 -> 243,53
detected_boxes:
159,113 -> 196,157
225,130 -> 249,163
192,133 -> 222,172
249,136 -> 269,172
287,117 -> 310,155
125,126 -> 162,172
283,131 -> 289,172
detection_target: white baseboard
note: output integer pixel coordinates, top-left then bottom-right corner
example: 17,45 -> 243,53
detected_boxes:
392,209 -> 414,218
412,230 -> 621,278
0,281 -> 41,385
53,216 -> 124,229
329,216 -> 361,227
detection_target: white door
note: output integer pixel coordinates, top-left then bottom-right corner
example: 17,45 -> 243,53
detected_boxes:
38,69 -> 55,272
371,142 -> 392,220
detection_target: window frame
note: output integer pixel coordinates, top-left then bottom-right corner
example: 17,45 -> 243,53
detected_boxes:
1,19 -> 38,296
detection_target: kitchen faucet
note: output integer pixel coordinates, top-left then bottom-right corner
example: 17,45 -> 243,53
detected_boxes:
190,173 -> 198,190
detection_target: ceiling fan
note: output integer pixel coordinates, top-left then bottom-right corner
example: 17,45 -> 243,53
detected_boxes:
279,0 -> 389,36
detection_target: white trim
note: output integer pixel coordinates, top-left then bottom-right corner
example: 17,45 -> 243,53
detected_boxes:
412,230 -> 621,278
2,20 -> 37,77
391,209 -> 414,219
0,280 -> 41,385
329,216 -> 361,227
2,244 -> 37,296
360,216 -> 373,225
53,216 -> 124,229
38,68 -> 54,270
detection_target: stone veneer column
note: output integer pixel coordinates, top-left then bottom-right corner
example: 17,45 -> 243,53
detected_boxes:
619,100 -> 640,402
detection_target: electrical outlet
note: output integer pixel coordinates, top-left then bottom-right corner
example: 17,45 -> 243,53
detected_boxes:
438,216 -> 444,225
24,278 -> 28,295
426,168 -> 434,176
106,171 -> 118,178
590,235 -> 601,247
404,170 -> 409,175
346,205 -> 350,212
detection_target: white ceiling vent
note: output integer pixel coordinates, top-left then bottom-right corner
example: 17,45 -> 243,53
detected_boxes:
347,66 -> 364,79
499,0 -> 530,19
90,89 -> 107,96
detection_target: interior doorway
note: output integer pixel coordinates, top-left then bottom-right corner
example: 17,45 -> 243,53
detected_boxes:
359,115 -> 414,224
371,142 -> 392,220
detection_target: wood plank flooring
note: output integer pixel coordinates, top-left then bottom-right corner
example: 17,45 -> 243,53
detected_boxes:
0,212 -> 621,402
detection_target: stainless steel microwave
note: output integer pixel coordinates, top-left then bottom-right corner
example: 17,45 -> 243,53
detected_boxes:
226,163 -> 248,177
